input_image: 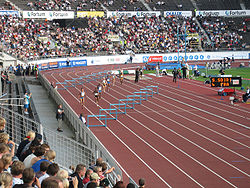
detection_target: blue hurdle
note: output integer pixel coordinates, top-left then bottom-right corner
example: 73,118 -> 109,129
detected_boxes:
87,115 -> 107,127
126,95 -> 142,104
56,82 -> 67,85
119,99 -> 135,109
134,91 -> 148,100
64,85 -> 74,88
110,103 -> 127,114
65,80 -> 75,82
140,88 -> 153,97
99,109 -> 117,120
146,86 -> 159,94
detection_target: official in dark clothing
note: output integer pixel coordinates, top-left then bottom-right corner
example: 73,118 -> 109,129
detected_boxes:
69,164 -> 86,188
135,68 -> 139,83
181,66 -> 187,79
172,68 -> 179,83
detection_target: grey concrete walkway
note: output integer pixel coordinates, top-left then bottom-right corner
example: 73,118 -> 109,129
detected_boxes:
28,83 -> 74,139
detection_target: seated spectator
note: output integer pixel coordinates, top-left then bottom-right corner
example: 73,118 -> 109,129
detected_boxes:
56,169 -> 69,185
0,133 -> 15,157
41,176 -> 64,188
242,87 -> 250,103
11,161 -> 25,186
113,181 -> 125,188
89,158 -> 102,171
93,166 -> 104,180
16,131 -> 36,160
82,169 -> 93,185
19,139 -> 41,162
36,161 -> 50,179
32,150 -> 56,173
39,163 -> 60,184
100,162 -> 115,177
24,146 -> 46,168
99,178 -> 109,188
0,143 -> 10,158
138,178 -> 145,188
0,158 -> 4,173
1,153 -> 13,172
13,168 -> 40,188
0,117 -> 6,133
69,164 -> 86,188
84,173 -> 99,188
0,172 -> 13,188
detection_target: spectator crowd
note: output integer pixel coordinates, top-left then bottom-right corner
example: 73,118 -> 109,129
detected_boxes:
0,116 -> 144,188
0,11 -> 247,62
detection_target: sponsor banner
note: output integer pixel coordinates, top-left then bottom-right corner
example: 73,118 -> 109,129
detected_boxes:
34,51 -> 250,71
23,11 -> 74,19
107,11 -> 161,18
164,11 -> 192,17
77,11 -> 104,17
141,51 -> 250,63
41,63 -> 49,70
196,10 -> 250,17
58,59 -> 87,67
108,35 -> 120,42
0,10 -> 19,16
49,62 -> 59,69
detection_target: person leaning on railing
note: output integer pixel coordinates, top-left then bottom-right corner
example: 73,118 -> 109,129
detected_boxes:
16,131 -> 36,160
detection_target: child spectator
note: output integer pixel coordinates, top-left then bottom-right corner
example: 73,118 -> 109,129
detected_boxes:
11,161 -> 25,186
0,172 -> 13,188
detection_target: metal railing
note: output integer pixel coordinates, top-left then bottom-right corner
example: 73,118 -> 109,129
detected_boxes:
0,105 -> 95,170
39,73 -> 123,184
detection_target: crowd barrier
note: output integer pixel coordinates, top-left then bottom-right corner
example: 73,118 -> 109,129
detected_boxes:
0,105 -> 94,172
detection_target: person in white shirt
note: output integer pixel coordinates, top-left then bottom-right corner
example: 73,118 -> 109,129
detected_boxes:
11,161 -> 25,187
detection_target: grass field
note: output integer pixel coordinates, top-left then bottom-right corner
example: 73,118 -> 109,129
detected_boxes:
144,67 -> 250,90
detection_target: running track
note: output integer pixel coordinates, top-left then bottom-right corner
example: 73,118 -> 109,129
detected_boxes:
41,64 -> 250,188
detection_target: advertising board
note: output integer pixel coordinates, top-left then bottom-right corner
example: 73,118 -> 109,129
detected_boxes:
23,11 -> 74,19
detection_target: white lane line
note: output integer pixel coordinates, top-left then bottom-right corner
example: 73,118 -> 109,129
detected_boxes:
121,81 -> 250,149
132,78 -> 250,130
103,79 -> 250,176
51,70 -> 174,187
145,77 -> 250,119
81,72 -> 242,187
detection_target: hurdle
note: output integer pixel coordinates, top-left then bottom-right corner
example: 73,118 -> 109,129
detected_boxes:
56,82 -> 67,85
99,108 -> 118,120
134,91 -> 148,101
87,115 -> 107,127
146,86 -> 159,94
126,95 -> 142,104
119,99 -> 135,109
110,103 -> 127,114
65,80 -> 75,83
64,85 -> 74,88
140,88 -> 153,97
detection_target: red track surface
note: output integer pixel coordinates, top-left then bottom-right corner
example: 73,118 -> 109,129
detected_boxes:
41,64 -> 250,188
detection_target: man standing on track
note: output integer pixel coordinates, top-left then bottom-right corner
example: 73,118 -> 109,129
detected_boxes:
135,68 -> 139,83
172,68 -> 179,83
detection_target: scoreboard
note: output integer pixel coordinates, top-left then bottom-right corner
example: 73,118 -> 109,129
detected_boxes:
210,77 -> 242,87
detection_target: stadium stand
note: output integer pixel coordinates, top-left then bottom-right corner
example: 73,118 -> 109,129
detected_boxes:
0,0 -> 250,187
0,0 -> 15,10
147,0 -> 194,11
197,16 -> 246,51
195,0 -> 241,10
